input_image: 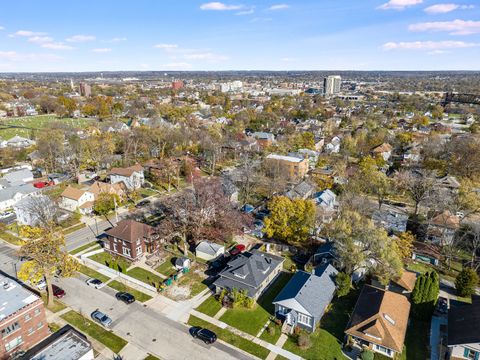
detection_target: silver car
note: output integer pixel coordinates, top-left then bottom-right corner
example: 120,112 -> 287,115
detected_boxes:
91,310 -> 113,328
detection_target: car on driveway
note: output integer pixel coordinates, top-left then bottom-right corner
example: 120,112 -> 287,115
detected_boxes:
86,278 -> 105,289
229,244 -> 246,257
190,327 -> 217,344
116,291 -> 135,304
36,279 -> 47,291
436,296 -> 449,315
52,284 -> 65,298
91,310 -> 113,328
135,199 -> 150,208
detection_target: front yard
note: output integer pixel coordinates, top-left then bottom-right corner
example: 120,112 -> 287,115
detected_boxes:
283,287 -> 360,360
89,252 -> 131,273
126,267 -> 162,287
70,241 -> 102,255
219,271 -> 293,336
196,295 -> 223,317
77,264 -> 110,283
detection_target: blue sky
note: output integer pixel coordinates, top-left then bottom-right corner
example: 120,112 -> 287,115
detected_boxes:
0,0 -> 479,71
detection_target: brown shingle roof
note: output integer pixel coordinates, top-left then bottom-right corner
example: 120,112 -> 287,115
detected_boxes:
61,186 -> 86,201
109,164 -> 143,177
430,210 -> 460,229
88,181 -> 126,198
345,285 -> 411,353
393,271 -> 417,293
372,143 -> 393,154
105,219 -> 154,243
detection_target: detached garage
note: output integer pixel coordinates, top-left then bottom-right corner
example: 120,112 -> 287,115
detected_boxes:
195,241 -> 224,261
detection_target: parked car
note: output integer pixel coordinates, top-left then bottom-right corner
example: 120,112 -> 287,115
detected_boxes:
190,327 -> 217,344
91,310 -> 113,328
136,200 -> 150,208
209,255 -> 227,271
115,292 -> 135,304
52,284 -> 65,298
229,244 -> 246,256
436,297 -> 449,315
86,278 -> 105,289
0,211 -> 14,219
255,209 -> 270,220
36,279 -> 47,291
33,181 -> 54,189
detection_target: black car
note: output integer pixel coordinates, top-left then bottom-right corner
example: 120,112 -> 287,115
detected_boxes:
190,327 -> 217,344
436,297 -> 448,314
116,292 -> 135,304
135,200 -> 151,208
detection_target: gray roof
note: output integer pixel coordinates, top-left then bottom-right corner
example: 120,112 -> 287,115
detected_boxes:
3,169 -> 33,184
214,250 -> 284,297
273,264 -> 338,318
286,181 -> 315,200
372,209 -> 408,233
0,183 -> 38,203
0,277 -> 40,321
196,241 -> 224,256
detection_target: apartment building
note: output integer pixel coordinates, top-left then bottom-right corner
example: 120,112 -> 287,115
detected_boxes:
265,154 -> 309,180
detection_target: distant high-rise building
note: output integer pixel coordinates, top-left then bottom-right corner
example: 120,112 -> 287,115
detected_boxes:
70,79 -> 75,91
172,80 -> 184,90
323,75 -> 341,97
79,82 -> 92,97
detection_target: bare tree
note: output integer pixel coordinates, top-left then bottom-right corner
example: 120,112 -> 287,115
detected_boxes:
395,170 -> 436,215
16,195 -> 57,229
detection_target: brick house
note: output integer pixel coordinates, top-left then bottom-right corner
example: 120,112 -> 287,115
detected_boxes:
264,154 -> 309,180
0,278 -> 49,359
103,219 -> 160,261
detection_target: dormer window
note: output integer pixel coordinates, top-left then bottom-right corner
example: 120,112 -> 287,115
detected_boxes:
364,332 -> 382,340
234,272 -> 247,279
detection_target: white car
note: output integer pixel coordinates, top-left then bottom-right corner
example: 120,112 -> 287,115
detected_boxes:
36,279 -> 47,291
86,278 -> 105,289
0,211 -> 14,219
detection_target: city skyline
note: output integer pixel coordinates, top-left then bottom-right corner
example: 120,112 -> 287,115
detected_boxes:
0,0 -> 479,72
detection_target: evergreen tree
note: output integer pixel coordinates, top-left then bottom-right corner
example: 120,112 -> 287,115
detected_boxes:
455,268 -> 479,298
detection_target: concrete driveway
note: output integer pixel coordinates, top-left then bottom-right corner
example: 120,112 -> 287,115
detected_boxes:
55,275 -> 252,360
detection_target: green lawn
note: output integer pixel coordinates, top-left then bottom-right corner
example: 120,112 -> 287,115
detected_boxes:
77,264 -> 110,283
196,295 -> 223,317
70,241 -> 102,255
220,272 -> 293,336
399,318 -> 430,360
107,280 -> 152,303
138,188 -> 157,198
283,288 -> 360,360
155,257 -> 176,276
0,115 -> 95,139
41,293 -> 66,313
259,320 -> 282,345
143,355 -> 160,360
176,269 -> 209,298
188,315 -> 270,359
0,231 -> 25,246
126,267 -> 162,287
61,310 -> 127,354
89,252 -> 131,273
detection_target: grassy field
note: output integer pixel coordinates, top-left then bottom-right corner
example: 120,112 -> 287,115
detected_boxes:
126,267 -> 162,287
220,272 -> 293,336
0,115 -> 96,139
188,315 -> 270,359
70,241 -> 102,255
259,320 -> 282,345
107,280 -> 152,303
89,252 -> 131,273
0,231 -> 25,246
77,264 -> 110,283
176,268 -> 209,298
61,310 -> 127,353
195,295 -> 223,317
143,355 -> 161,360
155,257 -> 176,276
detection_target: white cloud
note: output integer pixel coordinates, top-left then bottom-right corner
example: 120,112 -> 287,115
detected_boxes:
236,8 -> 255,15
382,40 -> 478,50
281,57 -> 296,62
92,48 -> 112,53
200,2 -> 243,10
41,42 -> 74,50
424,3 -> 474,14
9,30 -> 47,37
409,19 -> 480,35
428,49 -> 450,55
0,51 -> 63,62
268,4 -> 289,10
0,26 -> 4,31
162,62 -> 193,69
27,36 -> 54,44
107,37 -> 127,43
183,52 -> 229,61
378,0 -> 423,10
154,43 -> 179,49
66,34 -> 96,42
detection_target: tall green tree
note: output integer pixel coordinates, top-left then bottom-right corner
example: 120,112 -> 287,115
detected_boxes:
455,268 -> 479,298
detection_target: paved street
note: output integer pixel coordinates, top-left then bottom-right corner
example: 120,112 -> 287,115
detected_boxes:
55,275 -> 252,360
0,242 -> 20,277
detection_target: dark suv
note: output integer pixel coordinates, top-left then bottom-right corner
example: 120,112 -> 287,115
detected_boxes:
115,292 -> 135,304
190,327 -> 217,344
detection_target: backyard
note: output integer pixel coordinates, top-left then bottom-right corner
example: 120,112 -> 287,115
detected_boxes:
219,272 -> 293,336
155,256 -> 176,276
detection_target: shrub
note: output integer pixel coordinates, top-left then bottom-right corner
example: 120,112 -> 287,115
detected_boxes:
267,326 -> 275,336
455,268 -> 479,298
336,272 -> 352,297
293,326 -> 301,336
297,333 -> 311,349
361,350 -> 374,360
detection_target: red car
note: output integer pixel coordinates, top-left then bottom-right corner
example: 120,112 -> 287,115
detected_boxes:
33,181 -> 54,189
229,244 -> 246,256
52,285 -> 65,298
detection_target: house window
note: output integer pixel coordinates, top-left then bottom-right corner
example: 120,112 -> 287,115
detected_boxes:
136,246 -> 142,254
136,239 -> 141,246
24,314 -> 31,321
5,336 -> 23,352
113,244 -> 117,252
1,322 -> 21,338
36,322 -> 44,330
123,247 -> 131,256
104,242 -> 110,250
297,313 -> 311,326
28,327 -> 34,335
374,344 -> 392,356
34,308 -> 41,316
464,348 -> 479,360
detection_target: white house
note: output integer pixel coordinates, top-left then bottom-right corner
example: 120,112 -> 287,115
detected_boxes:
13,195 -> 56,226
4,135 -> 36,148
59,186 -> 95,214
314,189 -> 338,223
0,184 -> 38,212
109,164 -> 144,190
195,241 -> 225,261
325,136 -> 341,154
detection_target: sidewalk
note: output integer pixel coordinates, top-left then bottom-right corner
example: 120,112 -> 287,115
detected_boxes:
190,310 -> 303,360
